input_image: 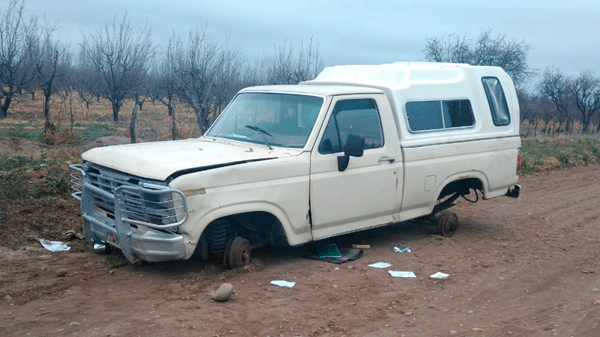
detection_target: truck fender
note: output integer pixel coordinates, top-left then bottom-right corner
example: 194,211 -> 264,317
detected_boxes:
182,201 -> 310,256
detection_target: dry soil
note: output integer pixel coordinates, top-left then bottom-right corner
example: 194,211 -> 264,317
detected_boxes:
1,164 -> 600,337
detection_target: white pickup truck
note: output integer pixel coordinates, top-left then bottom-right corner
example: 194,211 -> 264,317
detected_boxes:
70,62 -> 521,268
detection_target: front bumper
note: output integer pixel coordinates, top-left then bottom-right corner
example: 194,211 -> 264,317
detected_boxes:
82,208 -> 186,263
72,164 -> 188,263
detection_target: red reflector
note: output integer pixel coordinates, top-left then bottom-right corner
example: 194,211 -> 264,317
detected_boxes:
517,154 -> 521,168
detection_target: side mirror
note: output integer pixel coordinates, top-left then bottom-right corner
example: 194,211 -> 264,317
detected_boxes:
344,134 -> 364,158
337,134 -> 365,172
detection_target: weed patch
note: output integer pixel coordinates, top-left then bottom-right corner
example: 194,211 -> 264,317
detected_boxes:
0,153 -> 74,205
520,137 -> 600,174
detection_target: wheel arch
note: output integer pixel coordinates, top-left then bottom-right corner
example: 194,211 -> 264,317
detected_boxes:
435,171 -> 489,199
185,201 -> 308,259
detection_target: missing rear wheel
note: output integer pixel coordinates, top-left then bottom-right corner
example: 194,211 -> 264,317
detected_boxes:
436,212 -> 459,237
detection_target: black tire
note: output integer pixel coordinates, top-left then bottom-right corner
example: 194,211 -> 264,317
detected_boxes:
437,212 -> 459,237
226,237 -> 251,269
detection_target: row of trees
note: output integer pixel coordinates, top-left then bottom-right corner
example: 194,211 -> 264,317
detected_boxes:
2,0 -> 599,141
0,0 -> 323,142
424,31 -> 600,135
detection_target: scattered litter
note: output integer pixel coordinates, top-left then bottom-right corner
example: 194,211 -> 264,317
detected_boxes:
394,247 -> 411,253
305,245 -> 363,264
317,243 -> 342,258
388,271 -> 416,278
63,230 -> 84,241
582,270 -> 594,274
352,244 -> 370,249
270,280 -> 296,288
430,272 -> 450,279
369,262 -> 392,269
39,239 -> 70,252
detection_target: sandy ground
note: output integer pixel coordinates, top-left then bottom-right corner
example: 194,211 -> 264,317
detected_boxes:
1,163 -> 600,337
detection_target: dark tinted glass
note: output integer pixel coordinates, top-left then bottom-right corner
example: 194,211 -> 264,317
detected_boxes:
442,99 -> 474,127
406,101 -> 443,131
319,99 -> 383,154
482,77 -> 511,126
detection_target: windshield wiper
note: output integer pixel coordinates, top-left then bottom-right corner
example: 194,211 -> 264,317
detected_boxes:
245,125 -> 274,150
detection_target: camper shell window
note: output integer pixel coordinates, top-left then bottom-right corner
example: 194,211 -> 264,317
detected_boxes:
482,77 -> 511,126
405,99 -> 475,132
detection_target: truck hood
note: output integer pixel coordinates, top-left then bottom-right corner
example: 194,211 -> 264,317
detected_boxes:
81,138 -> 301,181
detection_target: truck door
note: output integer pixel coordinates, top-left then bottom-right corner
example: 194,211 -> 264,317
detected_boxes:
309,95 -> 402,240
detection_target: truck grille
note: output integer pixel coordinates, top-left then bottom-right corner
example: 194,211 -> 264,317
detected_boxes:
70,163 -> 187,231
85,163 -> 142,216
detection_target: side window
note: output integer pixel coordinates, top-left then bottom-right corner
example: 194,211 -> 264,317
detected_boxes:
406,99 -> 474,132
442,99 -> 474,127
406,101 -> 443,131
318,99 -> 384,154
482,77 -> 511,126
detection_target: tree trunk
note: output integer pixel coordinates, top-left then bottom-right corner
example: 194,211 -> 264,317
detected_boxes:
168,96 -> 176,140
196,105 -> 210,134
129,98 -> 139,143
43,92 -> 51,123
69,91 -> 75,138
582,114 -> 591,133
111,101 -> 120,122
1,95 -> 13,119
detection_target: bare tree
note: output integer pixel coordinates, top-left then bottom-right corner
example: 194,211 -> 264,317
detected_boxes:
518,90 -> 537,136
538,67 -> 575,133
128,80 -> 144,143
266,37 -> 324,84
35,25 -> 70,132
423,29 -> 534,87
171,27 -> 221,132
81,13 -> 153,123
0,0 -> 39,119
571,70 -> 600,133
73,39 -> 101,111
211,41 -> 244,115
154,35 -> 179,139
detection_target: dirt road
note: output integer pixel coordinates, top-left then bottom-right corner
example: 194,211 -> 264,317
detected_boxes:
1,164 -> 600,337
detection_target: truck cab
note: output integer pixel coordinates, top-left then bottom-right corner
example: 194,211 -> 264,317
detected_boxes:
71,62 -> 520,268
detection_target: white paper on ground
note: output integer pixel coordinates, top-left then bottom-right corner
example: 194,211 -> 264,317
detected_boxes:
430,272 -> 450,279
368,262 -> 392,269
270,280 -> 296,288
388,270 -> 416,278
394,247 -> 411,253
39,239 -> 71,252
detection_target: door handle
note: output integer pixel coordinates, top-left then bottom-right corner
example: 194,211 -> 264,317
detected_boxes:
378,156 -> 395,163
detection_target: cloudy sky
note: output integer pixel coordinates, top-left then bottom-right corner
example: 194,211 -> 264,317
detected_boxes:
23,0 -> 600,88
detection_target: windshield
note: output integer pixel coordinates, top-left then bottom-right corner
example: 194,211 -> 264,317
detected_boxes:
206,92 -> 324,148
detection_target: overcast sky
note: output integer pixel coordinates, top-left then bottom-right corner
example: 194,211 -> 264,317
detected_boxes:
22,0 -> 600,89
